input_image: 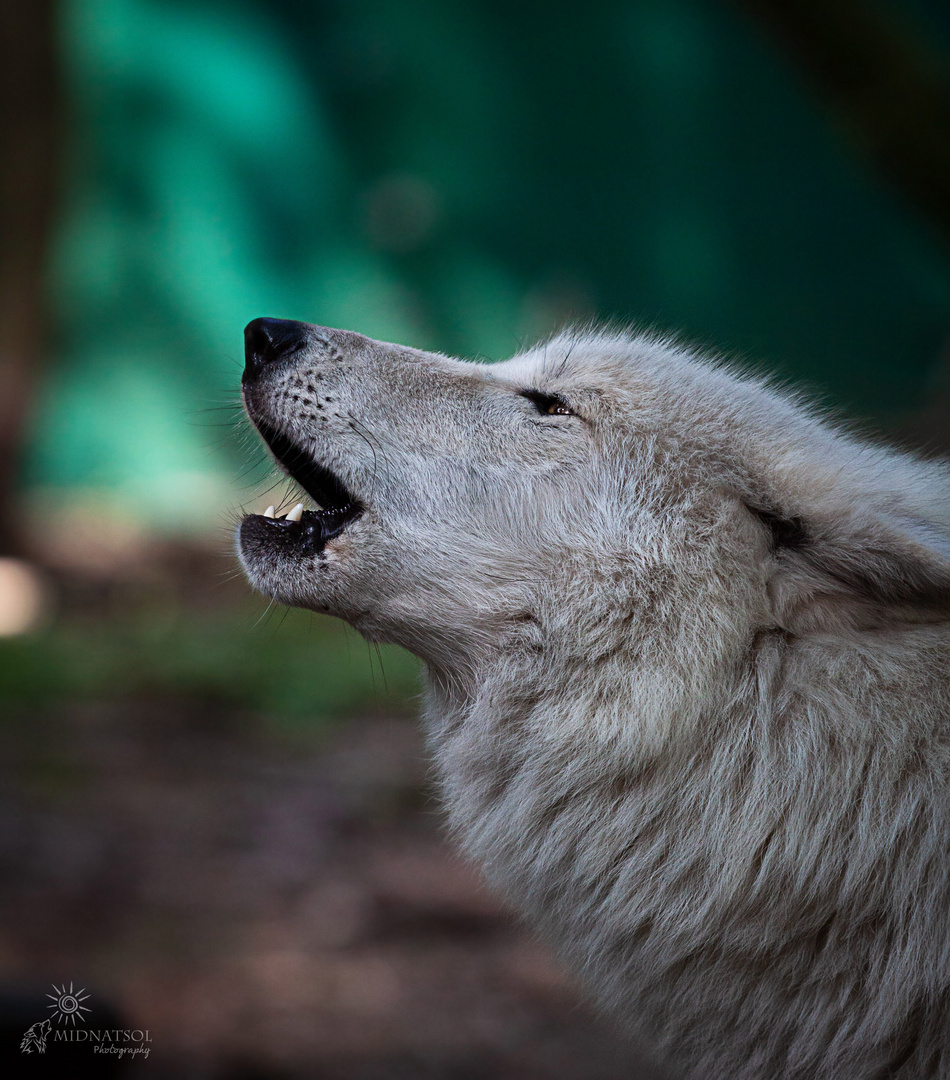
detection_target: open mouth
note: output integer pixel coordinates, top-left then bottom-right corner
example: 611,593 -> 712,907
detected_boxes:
247,418 -> 363,552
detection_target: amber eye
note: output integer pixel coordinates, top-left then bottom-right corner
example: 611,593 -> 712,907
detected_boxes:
521,389 -> 575,417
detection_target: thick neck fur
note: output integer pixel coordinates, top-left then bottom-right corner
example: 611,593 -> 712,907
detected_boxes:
423,614 -> 950,1079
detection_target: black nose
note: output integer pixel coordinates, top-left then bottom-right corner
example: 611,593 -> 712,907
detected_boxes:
243,317 -> 308,382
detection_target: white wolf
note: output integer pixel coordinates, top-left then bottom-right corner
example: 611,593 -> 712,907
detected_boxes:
238,318 -> 950,1080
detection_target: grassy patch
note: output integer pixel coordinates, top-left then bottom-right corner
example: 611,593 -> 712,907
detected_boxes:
0,601 -> 421,731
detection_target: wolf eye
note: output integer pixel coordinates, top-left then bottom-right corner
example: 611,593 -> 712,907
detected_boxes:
521,389 -> 575,416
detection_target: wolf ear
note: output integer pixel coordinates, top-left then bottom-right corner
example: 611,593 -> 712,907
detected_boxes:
747,502 -> 950,612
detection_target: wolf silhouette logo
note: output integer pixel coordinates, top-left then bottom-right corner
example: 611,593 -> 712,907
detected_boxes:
20,1018 -> 51,1053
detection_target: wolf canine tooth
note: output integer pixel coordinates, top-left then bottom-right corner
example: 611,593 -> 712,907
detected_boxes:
263,505 -> 276,518
286,503 -> 304,522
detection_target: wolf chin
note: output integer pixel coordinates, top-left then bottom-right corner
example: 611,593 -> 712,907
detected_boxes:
237,317 -> 950,1079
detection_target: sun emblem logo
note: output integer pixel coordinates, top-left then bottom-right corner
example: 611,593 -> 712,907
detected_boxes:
46,982 -> 91,1026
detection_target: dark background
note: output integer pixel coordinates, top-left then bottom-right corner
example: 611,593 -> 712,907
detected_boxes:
1,0 -> 949,1075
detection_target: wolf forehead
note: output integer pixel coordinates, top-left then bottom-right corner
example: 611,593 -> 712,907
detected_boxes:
241,318 -> 950,535
237,317 -> 883,512
265,322 -> 730,400
241,318 -> 792,449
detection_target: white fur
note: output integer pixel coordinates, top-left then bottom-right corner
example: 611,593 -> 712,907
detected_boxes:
239,325 -> 950,1078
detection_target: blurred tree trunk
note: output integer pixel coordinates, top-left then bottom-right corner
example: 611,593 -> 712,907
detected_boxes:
730,0 -> 950,251
0,0 -> 61,557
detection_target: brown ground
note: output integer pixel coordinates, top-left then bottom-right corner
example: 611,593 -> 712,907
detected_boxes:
0,697 -> 669,1078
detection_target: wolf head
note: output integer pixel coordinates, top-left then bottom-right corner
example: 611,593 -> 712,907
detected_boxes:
238,318 -> 950,1077
20,1018 -> 51,1053
238,319 -> 950,693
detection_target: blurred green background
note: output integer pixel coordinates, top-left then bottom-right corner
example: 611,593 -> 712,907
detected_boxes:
25,0 -> 950,524
1,2 -> 950,1074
